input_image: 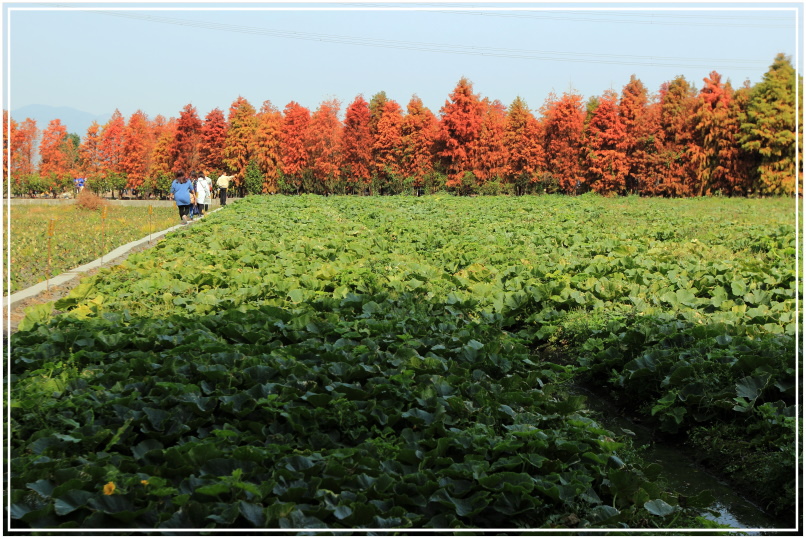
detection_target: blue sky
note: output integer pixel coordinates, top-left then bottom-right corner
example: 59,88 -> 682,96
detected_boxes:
3,1 -> 802,132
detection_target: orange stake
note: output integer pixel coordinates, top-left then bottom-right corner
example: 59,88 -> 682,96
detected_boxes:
46,219 -> 55,291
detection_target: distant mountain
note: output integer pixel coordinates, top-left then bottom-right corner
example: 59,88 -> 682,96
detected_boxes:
9,104 -> 112,138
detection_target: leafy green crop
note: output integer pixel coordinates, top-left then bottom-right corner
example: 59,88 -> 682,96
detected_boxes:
7,194 -> 796,529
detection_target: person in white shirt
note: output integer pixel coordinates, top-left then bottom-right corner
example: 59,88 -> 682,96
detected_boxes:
204,174 -> 213,207
195,172 -> 211,214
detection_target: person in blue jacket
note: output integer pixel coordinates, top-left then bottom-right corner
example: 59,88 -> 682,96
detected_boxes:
170,170 -> 195,224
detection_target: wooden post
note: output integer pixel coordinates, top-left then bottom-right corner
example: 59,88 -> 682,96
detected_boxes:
46,219 -> 55,291
101,206 -> 108,263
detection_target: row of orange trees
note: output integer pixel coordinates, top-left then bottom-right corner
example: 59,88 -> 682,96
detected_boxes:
4,54 -> 801,198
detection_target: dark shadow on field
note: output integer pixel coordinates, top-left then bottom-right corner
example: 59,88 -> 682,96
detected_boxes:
8,292 -> 678,531
8,290 -> 799,531
517,308 -> 799,524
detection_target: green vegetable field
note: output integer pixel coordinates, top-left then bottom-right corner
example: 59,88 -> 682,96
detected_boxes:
7,194 -> 798,531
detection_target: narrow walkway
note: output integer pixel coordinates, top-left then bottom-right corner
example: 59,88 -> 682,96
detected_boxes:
4,208 -> 221,308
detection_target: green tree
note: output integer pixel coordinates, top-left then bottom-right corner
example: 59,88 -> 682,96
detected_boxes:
739,53 -> 801,196
243,159 -> 263,196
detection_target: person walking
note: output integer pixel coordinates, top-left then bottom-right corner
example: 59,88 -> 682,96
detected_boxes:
203,173 -> 214,211
170,170 -> 195,224
195,171 -> 211,214
216,174 -> 233,206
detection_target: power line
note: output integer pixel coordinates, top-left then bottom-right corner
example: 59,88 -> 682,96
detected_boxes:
335,2 -> 795,28
84,9 -> 772,70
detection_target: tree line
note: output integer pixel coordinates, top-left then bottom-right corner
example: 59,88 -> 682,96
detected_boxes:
3,53 -> 801,199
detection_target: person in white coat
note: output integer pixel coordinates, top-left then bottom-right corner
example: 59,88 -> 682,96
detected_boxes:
195,172 -> 211,214
204,174 -> 213,207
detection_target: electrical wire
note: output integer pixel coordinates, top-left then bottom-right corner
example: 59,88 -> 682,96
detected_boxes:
82,9 -> 773,70
334,2 -> 795,28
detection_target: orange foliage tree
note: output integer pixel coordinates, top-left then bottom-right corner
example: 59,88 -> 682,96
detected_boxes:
3,111 -> 10,182
542,92 -> 586,194
38,119 -> 71,192
223,97 -> 257,191
438,77 -> 484,188
253,101 -> 283,193
618,75 -> 651,194
504,96 -> 543,194
146,120 -> 177,196
199,107 -> 228,176
691,72 -> 747,196
583,89 -> 629,195
372,99 -> 404,192
280,101 -> 311,194
170,104 -> 202,176
305,99 -> 343,194
99,110 -> 126,179
10,117 -> 38,179
342,95 -> 373,191
653,76 -> 698,196
470,98 -> 508,186
78,121 -> 102,180
400,95 -> 439,190
120,110 -> 154,190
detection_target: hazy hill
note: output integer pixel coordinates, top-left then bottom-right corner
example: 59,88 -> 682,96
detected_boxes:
9,104 -> 111,138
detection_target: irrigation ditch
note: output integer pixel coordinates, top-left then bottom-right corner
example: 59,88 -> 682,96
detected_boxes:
571,385 -> 794,532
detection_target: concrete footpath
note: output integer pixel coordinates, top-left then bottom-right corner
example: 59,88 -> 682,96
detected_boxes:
4,208 -> 222,308
7,196 -> 241,207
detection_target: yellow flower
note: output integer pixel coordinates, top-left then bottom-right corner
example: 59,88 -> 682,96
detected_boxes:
103,481 -> 116,495
140,480 -> 149,486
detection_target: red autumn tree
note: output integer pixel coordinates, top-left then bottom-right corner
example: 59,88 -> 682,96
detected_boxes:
305,98 -> 342,193
280,101 -> 311,193
78,121 -> 102,180
38,119 -> 71,191
253,100 -> 283,193
469,98 -> 508,185
691,71 -> 745,196
99,110 -> 127,176
2,111 -> 10,182
169,104 -> 202,176
199,107 -> 228,175
372,99 -> 404,191
653,76 -> 698,196
120,110 -> 154,190
504,96 -> 543,194
542,91 -> 586,194
583,89 -> 629,195
342,95 -> 373,190
146,120 -> 177,195
618,75 -> 651,194
10,117 -> 38,178
438,77 -> 484,187
223,96 -> 257,189
400,95 -> 439,189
